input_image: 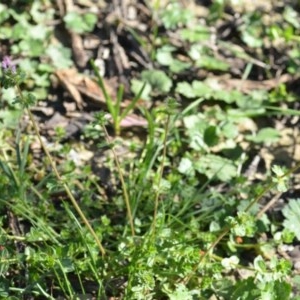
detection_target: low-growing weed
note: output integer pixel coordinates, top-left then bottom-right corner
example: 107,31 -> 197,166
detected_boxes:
1,57 -> 298,299
2,1 -> 300,299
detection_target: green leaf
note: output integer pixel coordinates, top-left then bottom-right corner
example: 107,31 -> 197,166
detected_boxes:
156,46 -> 191,73
196,55 -> 230,71
183,113 -> 208,150
160,2 -> 193,29
188,44 -> 204,61
18,38 -> 45,56
46,44 -> 73,69
230,277 -> 259,300
183,114 -> 206,132
156,46 -> 175,66
131,79 -> 152,100
180,25 -> 211,42
253,255 -> 267,272
59,258 -> 74,273
0,4 -> 10,23
192,81 -> 212,97
30,1 -> 55,23
203,125 -> 219,146
64,12 -> 97,34
221,122 -> 238,139
242,31 -> 263,48
175,82 -> 196,98
221,255 -> 239,270
215,89 -> 244,104
0,110 -> 22,129
0,26 -> 12,39
18,58 -> 38,76
11,21 -> 30,40
28,24 -> 49,40
272,165 -> 285,177
163,283 -> 199,300
26,227 -> 51,242
261,281 -> 291,300
281,229 -> 295,243
169,59 -> 191,73
282,199 -> 300,240
246,127 -> 281,144
1,87 -> 17,106
83,13 -> 98,30
272,280 -> 291,300
31,73 -> 50,87
227,212 -> 257,237
178,157 -> 194,176
272,165 -> 289,192
194,154 -> 237,182
237,90 -> 267,108
141,70 -> 172,94
283,6 -> 300,29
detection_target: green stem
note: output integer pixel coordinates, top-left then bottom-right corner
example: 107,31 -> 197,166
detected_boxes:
16,85 -> 106,256
151,114 -> 170,234
101,125 -> 135,236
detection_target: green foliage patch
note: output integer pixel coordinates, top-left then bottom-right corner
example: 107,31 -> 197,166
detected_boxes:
1,0 -> 300,299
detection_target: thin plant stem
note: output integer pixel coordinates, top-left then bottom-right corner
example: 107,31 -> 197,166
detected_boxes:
101,124 -> 135,236
15,85 -> 106,256
256,192 -> 282,219
151,114 -> 170,234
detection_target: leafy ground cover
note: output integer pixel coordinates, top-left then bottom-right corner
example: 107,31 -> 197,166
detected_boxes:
1,0 -> 300,299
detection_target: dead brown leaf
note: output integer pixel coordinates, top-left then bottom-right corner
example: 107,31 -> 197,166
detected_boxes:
117,113 -> 148,128
55,68 -> 116,110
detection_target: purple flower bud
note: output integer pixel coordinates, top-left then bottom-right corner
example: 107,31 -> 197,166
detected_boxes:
2,56 -> 16,73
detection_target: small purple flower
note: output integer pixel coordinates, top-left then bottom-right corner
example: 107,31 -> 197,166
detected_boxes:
2,56 -> 16,73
